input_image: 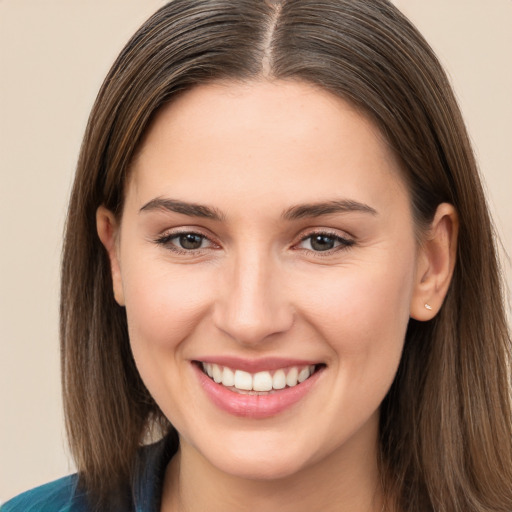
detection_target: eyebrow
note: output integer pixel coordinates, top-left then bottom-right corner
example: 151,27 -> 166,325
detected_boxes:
139,198 -> 226,221
139,197 -> 377,221
282,199 -> 378,220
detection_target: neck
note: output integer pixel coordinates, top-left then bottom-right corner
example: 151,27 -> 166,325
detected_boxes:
161,422 -> 385,512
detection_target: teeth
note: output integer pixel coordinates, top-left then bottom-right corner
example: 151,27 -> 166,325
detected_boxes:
253,371 -> 273,392
234,370 -> 253,390
298,367 -> 310,383
272,369 -> 286,390
221,367 -> 235,387
212,364 -> 222,383
201,363 -> 317,392
286,367 -> 298,387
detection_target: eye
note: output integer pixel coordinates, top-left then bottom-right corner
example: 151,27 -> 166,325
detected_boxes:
175,233 -> 206,250
297,232 -> 354,252
154,231 -> 216,253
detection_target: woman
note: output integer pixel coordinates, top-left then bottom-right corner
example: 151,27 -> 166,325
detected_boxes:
3,0 -> 511,511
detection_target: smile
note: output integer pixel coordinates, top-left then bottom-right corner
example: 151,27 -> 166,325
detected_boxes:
194,360 -> 325,418
201,362 -> 318,394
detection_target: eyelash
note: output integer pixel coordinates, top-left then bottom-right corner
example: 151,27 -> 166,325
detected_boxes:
154,230 -> 218,255
153,229 -> 355,256
295,230 -> 355,256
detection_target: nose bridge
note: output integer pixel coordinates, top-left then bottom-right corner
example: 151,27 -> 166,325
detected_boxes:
213,243 -> 293,345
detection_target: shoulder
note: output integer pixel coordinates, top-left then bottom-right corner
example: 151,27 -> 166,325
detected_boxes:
1,474 -> 89,512
1,434 -> 179,512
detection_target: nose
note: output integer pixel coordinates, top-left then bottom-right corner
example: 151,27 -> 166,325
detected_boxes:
212,249 -> 294,346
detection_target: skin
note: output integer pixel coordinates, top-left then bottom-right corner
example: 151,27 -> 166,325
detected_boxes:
97,80 -> 458,512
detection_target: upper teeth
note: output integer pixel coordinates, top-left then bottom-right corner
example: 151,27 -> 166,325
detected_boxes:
202,363 -> 316,392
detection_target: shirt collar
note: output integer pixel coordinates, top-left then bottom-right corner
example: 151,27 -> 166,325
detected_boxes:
132,431 -> 179,512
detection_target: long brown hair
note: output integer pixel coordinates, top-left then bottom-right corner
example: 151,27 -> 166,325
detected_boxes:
61,1 -> 512,510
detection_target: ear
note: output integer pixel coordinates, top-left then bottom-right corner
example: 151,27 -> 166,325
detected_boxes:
410,203 -> 458,321
96,205 -> 125,306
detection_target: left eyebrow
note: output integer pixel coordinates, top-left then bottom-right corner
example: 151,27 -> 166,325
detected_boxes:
139,197 -> 225,221
282,199 -> 378,220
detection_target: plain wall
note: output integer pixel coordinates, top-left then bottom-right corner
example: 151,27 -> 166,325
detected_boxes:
1,0 -> 510,503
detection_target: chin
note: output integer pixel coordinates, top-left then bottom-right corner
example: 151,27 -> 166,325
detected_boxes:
212,452 -> 308,481
190,430 -> 321,482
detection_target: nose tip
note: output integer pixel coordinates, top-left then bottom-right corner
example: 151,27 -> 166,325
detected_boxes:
212,260 -> 294,346
215,299 -> 293,346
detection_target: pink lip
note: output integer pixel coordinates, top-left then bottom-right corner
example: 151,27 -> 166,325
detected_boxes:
193,362 -> 324,419
196,356 -> 319,373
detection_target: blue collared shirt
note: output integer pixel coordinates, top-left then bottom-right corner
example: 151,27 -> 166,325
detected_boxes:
1,435 -> 177,512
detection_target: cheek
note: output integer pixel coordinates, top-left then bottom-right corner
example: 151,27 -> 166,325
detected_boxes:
120,257 -> 219,426
294,250 -> 415,366
120,254 -> 216,390
299,259 -> 414,430
123,257 -> 210,339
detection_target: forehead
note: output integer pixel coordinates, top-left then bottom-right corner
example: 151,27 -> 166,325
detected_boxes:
128,80 -> 409,215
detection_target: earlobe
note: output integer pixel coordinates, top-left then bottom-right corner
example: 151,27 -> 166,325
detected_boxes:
96,206 -> 125,306
410,203 -> 458,321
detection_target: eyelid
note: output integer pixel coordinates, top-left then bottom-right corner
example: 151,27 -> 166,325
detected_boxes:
153,227 -> 220,253
293,228 -> 355,254
297,226 -> 354,242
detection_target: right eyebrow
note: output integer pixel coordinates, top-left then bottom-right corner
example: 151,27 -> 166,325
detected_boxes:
282,199 -> 378,220
139,198 -> 226,221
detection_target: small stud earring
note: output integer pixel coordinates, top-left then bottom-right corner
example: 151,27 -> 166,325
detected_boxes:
424,303 -> 433,310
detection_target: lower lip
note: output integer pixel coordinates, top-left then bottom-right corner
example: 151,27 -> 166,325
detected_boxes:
193,364 -> 323,419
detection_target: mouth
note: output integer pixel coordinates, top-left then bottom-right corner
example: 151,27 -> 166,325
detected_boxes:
193,360 -> 325,418
198,361 -> 323,395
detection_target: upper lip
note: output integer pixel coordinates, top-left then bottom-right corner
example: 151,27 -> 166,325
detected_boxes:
193,356 -> 322,373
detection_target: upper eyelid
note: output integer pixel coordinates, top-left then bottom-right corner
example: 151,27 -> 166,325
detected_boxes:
157,231 -> 216,244
153,232 -> 218,255
156,226 -> 216,240
292,230 -> 355,253
300,230 -> 350,239
296,227 -> 354,242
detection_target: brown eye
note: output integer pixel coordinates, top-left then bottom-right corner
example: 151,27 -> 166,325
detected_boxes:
310,234 -> 336,251
297,232 -> 354,253
178,233 -> 204,250
154,231 -> 214,253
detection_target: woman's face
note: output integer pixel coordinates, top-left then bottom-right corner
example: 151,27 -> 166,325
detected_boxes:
102,80 -> 426,480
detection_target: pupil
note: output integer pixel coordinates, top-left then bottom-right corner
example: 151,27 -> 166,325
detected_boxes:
311,235 -> 334,251
179,234 -> 202,250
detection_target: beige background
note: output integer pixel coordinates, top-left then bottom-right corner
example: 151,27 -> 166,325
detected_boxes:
0,0 -> 510,503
